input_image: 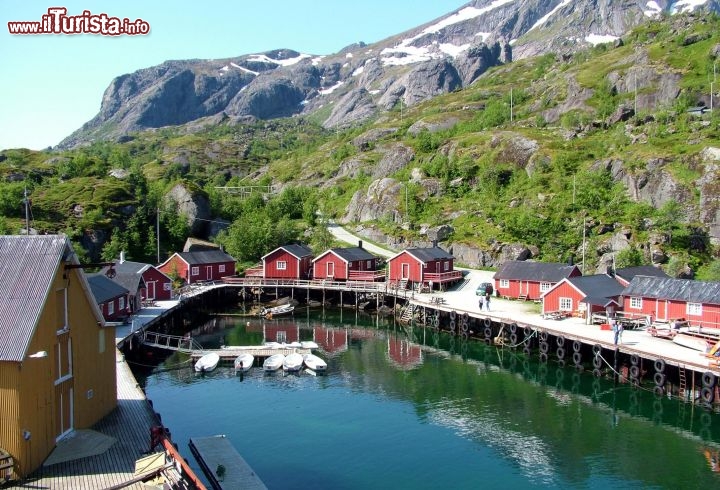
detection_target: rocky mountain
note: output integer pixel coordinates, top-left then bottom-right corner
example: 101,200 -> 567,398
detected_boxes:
60,0 -> 720,149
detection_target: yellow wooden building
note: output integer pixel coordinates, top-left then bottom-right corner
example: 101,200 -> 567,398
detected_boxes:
0,235 -> 117,479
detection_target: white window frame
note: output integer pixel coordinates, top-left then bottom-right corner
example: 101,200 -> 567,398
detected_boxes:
629,297 -> 642,309
366,260 -> 372,268
444,261 -> 450,271
540,282 -> 552,293
277,261 -> 287,271
107,301 -> 114,316
559,297 -> 572,311
163,282 -> 171,291
191,266 -> 199,276
687,302 -> 702,316
219,264 -> 226,273
118,296 -> 125,311
500,279 -> 509,288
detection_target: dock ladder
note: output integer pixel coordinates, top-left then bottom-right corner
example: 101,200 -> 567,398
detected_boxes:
678,365 -> 688,399
141,331 -> 205,353
399,304 -> 414,324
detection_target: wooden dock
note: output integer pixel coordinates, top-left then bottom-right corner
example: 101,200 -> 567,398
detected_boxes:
189,435 -> 267,490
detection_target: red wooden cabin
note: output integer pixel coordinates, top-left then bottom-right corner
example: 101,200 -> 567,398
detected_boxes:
259,244 -> 314,280
387,246 -> 461,291
622,276 -> 720,329
157,249 -> 236,285
613,265 -> 668,287
542,274 -> 624,320
101,252 -> 174,307
494,261 -> 581,300
86,273 -> 131,322
312,246 -> 384,281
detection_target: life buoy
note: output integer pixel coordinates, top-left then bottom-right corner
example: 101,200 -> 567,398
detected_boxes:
702,371 -> 717,388
630,365 -> 640,379
654,372 -> 666,387
572,340 -> 581,353
540,341 -> 549,354
484,327 -> 492,338
540,331 -> 548,342
450,311 -> 457,321
483,317 -> 492,328
592,356 -> 602,369
572,352 -> 582,365
654,358 -> 666,373
631,354 -> 639,366
510,323 -> 518,334
556,336 -> 565,347
593,343 -> 602,356
556,347 -> 566,359
539,352 -> 548,363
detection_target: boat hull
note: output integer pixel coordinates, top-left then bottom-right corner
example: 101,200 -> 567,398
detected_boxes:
194,353 -> 220,372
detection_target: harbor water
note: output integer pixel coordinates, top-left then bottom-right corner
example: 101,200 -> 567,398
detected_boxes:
133,308 -> 720,489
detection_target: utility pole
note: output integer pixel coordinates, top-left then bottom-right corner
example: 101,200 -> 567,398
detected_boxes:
156,207 -> 160,264
23,187 -> 30,235
582,218 -> 586,275
510,87 -> 513,123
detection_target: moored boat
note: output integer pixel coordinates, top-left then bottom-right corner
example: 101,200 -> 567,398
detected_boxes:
301,341 -> 319,349
672,333 -> 716,353
283,352 -> 304,372
263,353 -> 285,372
303,353 -> 327,373
194,352 -> 220,372
260,304 -> 295,319
234,353 -> 254,372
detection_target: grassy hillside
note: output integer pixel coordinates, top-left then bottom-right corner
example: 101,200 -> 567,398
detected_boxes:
1,13 -> 720,277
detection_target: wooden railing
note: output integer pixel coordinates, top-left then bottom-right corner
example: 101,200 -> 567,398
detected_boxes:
220,276 -> 416,299
348,270 -> 387,281
424,271 -> 463,283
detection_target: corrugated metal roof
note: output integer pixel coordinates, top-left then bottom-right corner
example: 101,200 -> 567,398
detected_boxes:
622,275 -> 720,304
327,247 -> 377,262
568,274 -> 625,300
0,235 -> 68,362
87,274 -> 130,303
614,265 -> 668,283
178,249 -> 236,265
403,247 -> 454,263
494,261 -> 579,282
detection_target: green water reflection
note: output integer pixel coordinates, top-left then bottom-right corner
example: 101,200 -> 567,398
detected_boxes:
137,307 -> 720,489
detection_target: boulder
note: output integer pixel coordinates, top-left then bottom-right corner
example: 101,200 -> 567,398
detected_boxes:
164,183 -> 211,237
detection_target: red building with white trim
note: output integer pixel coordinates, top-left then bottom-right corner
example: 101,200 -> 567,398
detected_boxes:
86,273 -> 131,322
622,276 -> 720,329
312,246 -> 383,281
542,274 -> 624,320
387,246 -> 461,290
257,244 -> 314,279
494,261 -> 581,300
157,249 -> 236,285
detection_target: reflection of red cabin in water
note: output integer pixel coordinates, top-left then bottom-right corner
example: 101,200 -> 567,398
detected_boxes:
263,322 -> 300,344
387,337 -> 423,370
313,326 -> 348,354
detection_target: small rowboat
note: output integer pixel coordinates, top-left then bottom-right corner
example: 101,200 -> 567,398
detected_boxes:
263,353 -> 285,372
234,353 -> 254,372
194,352 -> 220,372
283,352 -> 304,372
303,353 -> 327,373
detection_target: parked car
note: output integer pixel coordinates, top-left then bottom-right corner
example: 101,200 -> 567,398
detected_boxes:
476,282 -> 494,296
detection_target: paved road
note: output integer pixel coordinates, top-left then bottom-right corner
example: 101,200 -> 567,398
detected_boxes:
327,223 -> 395,258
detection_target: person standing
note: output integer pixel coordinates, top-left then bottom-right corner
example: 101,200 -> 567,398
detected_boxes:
612,318 -> 619,345
485,291 -> 491,311
479,295 -> 485,310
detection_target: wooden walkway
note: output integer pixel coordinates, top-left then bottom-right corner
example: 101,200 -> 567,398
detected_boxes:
24,349 -> 198,489
189,435 -> 267,490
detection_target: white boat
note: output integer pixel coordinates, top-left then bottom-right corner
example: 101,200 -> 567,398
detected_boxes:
263,353 -> 285,372
303,353 -> 327,373
283,352 -> 304,372
261,304 -> 295,319
194,352 -> 220,372
234,353 -> 254,372
301,341 -> 319,349
287,341 -> 302,349
672,333 -> 715,353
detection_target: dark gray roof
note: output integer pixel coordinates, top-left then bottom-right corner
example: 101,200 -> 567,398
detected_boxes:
262,244 -> 313,260
316,247 -> 376,263
494,261 -> 579,282
177,249 -> 236,265
614,266 -> 668,283
622,276 -> 720,304
401,247 -> 454,263
100,260 -> 154,293
87,274 -> 130,303
567,274 -> 625,303
0,235 -> 70,362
